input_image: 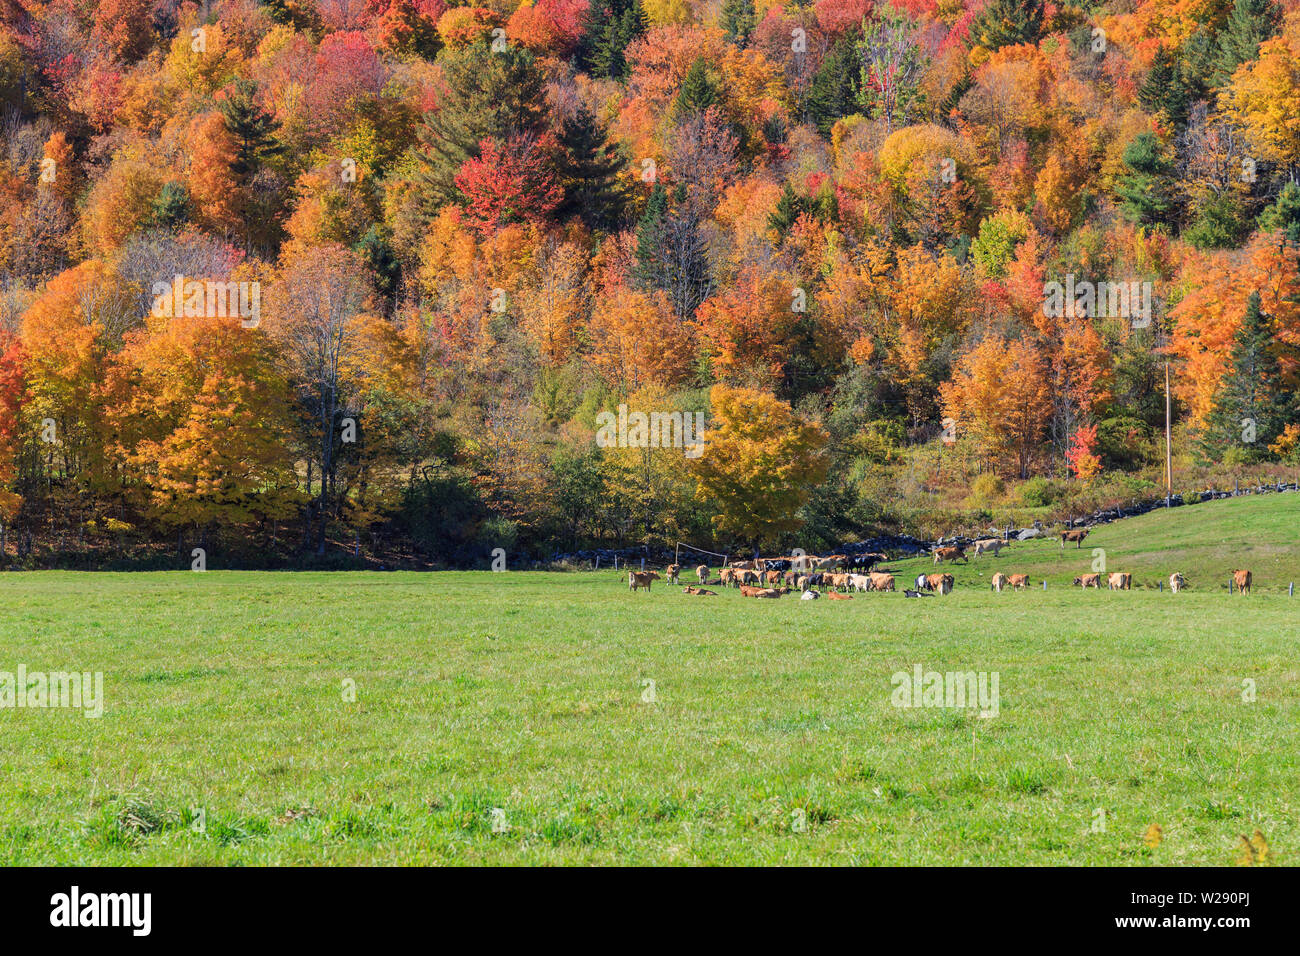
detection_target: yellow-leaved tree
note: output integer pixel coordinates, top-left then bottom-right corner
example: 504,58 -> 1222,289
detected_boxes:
691,385 -> 829,547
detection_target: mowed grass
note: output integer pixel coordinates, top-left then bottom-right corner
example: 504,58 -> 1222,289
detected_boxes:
0,495 -> 1297,865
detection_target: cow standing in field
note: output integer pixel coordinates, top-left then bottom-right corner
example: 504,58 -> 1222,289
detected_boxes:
1060,528 -> 1090,549
665,564 -> 681,585
1008,573 -> 1030,590
869,572 -> 895,592
991,572 -> 1009,592
628,571 -> 661,592
1169,572 -> 1185,594
933,546 -> 967,565
696,565 -> 709,586
1107,572 -> 1131,590
924,573 -> 954,594
1074,573 -> 1101,588
848,574 -> 873,592
973,539 -> 1009,558
1233,569 -> 1252,594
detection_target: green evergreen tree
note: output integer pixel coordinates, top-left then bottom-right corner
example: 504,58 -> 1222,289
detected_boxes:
556,106 -> 628,232
633,184 -> 668,290
1259,181 -> 1300,246
720,0 -> 757,45
218,80 -> 284,187
1138,47 -> 1190,129
415,44 -> 549,212
1212,0 -> 1281,87
806,35 -> 862,136
674,58 -> 719,119
1199,291 -> 1295,461
1115,133 -> 1176,229
150,181 -> 192,231
969,0 -> 1044,52
576,0 -> 646,79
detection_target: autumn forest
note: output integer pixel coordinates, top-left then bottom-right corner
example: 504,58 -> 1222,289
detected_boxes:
0,0 -> 1298,567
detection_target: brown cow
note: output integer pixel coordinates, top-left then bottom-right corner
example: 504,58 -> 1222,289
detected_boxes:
1232,569 -> 1252,594
682,586 -> 717,596
665,563 -> 681,584
869,571 -> 896,592
740,585 -> 782,598
696,564 -> 709,586
1107,572 -> 1131,590
628,571 -> 660,592
933,546 -> 968,565
826,591 -> 854,600
718,568 -> 737,588
1060,528 -> 1090,549
1008,573 -> 1030,590
1073,573 -> 1101,588
991,572 -> 1009,592
924,572 -> 954,594
764,570 -> 784,586
1169,572 -> 1185,594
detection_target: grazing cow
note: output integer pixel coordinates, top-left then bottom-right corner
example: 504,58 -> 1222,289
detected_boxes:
738,569 -> 762,586
1073,573 -> 1101,589
764,570 -> 784,586
665,564 -> 681,584
826,591 -> 853,600
869,572 -> 896,592
1008,573 -> 1030,590
924,573 -> 954,595
718,568 -> 737,588
1107,572 -> 1131,590
991,572 -> 1009,592
696,564 -> 709,586
933,546 -> 968,565
682,586 -> 717,596
848,573 -> 873,592
812,556 -> 841,571
1232,569 -> 1252,594
800,590 -> 820,600
973,538 -> 1009,558
1169,572 -> 1185,594
1060,528 -> 1090,549
730,560 -> 758,571
914,574 -> 928,591
628,571 -> 660,592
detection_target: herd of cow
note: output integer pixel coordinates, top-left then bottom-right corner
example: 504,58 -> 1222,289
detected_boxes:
623,529 -> 1257,599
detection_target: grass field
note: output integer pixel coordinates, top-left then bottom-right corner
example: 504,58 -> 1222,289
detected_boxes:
1,493 -> 1297,865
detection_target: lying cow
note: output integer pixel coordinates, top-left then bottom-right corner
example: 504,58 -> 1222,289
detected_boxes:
826,591 -> 853,600
682,586 -> 717,596
740,585 -> 782,598
628,571 -> 660,592
1107,572 -> 1131,590
973,538 -> 1009,558
933,546 -> 968,565
1232,569 -> 1252,594
1073,573 -> 1101,588
800,589 -> 820,600
1008,573 -> 1030,590
665,564 -> 681,585
1169,572 -> 1185,594
1060,528 -> 1090,549
924,572 -> 954,594
991,572 -> 1008,592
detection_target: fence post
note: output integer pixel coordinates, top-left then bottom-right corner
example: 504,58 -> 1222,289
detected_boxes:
1290,582 -> 1294,598
594,556 -> 599,571
1042,580 -> 1046,591
1158,581 -> 1162,592
1229,577 -> 1233,594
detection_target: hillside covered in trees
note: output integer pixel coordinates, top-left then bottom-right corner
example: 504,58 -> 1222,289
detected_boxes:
0,0 -> 1298,567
